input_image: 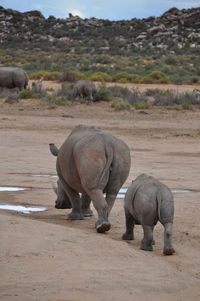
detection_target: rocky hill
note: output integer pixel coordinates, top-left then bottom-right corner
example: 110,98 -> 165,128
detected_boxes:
0,5 -> 199,55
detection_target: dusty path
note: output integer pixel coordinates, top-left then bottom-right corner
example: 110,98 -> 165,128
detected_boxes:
0,89 -> 200,301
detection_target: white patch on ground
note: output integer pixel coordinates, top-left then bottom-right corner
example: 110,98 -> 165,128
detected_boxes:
0,187 -> 26,192
117,188 -> 192,199
172,189 -> 192,193
0,204 -> 47,214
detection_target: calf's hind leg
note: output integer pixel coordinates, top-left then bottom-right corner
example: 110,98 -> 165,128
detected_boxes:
122,208 -> 135,240
163,222 -> 175,255
140,225 -> 154,251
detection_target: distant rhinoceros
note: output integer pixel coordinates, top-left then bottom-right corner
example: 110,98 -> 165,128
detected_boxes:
73,80 -> 97,101
49,125 -> 131,233
122,174 -> 175,255
0,67 -> 29,90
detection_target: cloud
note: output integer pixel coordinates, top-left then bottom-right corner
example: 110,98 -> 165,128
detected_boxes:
68,9 -> 85,18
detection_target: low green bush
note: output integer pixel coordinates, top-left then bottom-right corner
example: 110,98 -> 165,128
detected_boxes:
142,71 -> 169,84
19,88 -> 37,99
111,100 -> 131,110
47,96 -> 71,106
88,72 -> 112,82
134,101 -> 150,110
112,72 -> 141,83
95,87 -> 112,101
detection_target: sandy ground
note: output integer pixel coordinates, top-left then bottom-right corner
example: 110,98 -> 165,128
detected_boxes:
0,82 -> 200,301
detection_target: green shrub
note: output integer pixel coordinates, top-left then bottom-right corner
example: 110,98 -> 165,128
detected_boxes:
112,72 -> 131,83
88,72 -> 112,82
47,96 -> 71,106
73,71 -> 86,80
111,100 -> 131,110
134,101 -> 150,110
153,90 -> 200,106
112,72 -> 141,83
19,88 -> 37,99
181,102 -> 192,110
142,71 -> 169,84
164,56 -> 178,65
95,87 -> 112,101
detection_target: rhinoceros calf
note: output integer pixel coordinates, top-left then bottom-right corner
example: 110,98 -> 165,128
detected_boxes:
122,174 -> 175,255
0,67 -> 29,90
73,80 -> 97,101
49,125 -> 131,233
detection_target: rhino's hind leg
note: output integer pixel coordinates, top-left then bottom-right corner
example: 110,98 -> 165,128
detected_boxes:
88,189 -> 111,233
122,208 -> 135,240
81,194 -> 93,217
140,225 -> 154,251
65,186 -> 84,220
95,221 -> 111,233
163,223 -> 175,255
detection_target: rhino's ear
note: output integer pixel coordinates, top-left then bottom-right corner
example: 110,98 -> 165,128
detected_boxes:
49,143 -> 59,156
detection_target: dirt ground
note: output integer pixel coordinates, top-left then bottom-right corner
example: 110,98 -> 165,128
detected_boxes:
0,82 -> 200,301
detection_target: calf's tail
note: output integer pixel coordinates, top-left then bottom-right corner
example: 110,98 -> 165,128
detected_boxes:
49,143 -> 59,156
156,189 -> 162,223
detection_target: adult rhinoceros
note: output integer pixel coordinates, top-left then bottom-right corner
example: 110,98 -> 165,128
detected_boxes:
0,67 -> 29,90
49,125 -> 131,233
73,80 -> 97,101
122,174 -> 175,255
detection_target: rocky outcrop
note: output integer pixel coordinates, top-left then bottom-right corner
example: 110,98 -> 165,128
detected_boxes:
0,6 -> 199,54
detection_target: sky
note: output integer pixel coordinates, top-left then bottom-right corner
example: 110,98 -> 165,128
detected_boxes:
0,0 -> 200,20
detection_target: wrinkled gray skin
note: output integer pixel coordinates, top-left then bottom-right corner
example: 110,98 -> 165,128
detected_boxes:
73,80 -> 97,101
122,174 -> 175,255
51,173 -> 93,218
49,125 -> 131,233
0,67 -> 29,90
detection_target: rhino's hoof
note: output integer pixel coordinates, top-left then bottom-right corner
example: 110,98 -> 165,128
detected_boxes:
82,209 -> 93,217
140,241 -> 153,251
96,222 -> 111,233
122,232 -> 134,240
67,212 -> 84,220
163,248 -> 175,256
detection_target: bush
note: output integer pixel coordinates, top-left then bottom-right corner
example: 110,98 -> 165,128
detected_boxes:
134,101 -> 150,110
142,71 -> 169,84
95,87 -> 112,101
111,100 -> 131,110
19,88 -> 37,99
47,96 -> 71,106
88,72 -> 112,82
109,86 -> 132,99
112,72 -> 141,83
181,102 -> 192,110
153,90 -> 200,106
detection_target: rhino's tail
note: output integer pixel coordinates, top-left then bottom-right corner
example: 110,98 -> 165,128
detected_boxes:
49,143 -> 59,156
98,141 -> 114,189
156,189 -> 162,223
51,176 -> 58,194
